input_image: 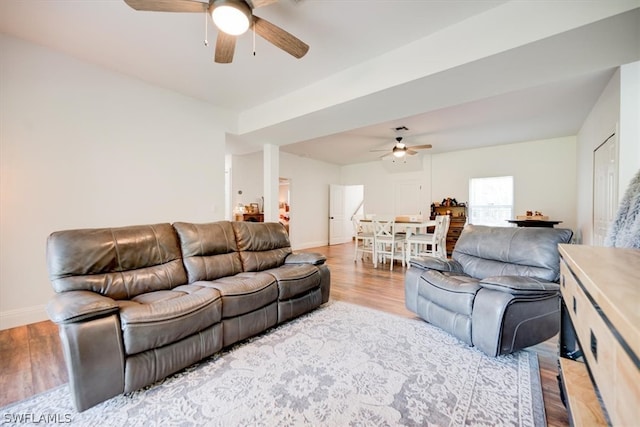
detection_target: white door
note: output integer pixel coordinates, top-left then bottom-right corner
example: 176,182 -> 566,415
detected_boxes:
593,133 -> 618,246
394,181 -> 423,217
329,184 -> 348,245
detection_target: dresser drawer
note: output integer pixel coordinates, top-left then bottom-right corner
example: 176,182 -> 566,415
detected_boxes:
448,227 -> 463,237
558,245 -> 640,427
570,279 -> 616,406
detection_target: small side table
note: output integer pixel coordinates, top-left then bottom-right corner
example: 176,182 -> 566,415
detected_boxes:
506,219 -> 562,228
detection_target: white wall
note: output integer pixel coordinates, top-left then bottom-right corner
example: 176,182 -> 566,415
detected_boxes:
618,61 -> 640,195
341,158 -> 432,217
230,152 -> 264,211
342,137 -> 577,232
231,151 -> 341,250
280,152 -> 341,249
576,61 -> 640,245
432,137 -> 577,232
576,70 -> 620,245
0,35 -> 230,329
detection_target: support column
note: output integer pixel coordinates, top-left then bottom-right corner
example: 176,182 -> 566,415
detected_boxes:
263,144 -> 279,223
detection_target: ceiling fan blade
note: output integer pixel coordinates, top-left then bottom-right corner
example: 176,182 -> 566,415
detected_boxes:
407,150 -> 418,155
407,144 -> 432,150
123,0 -> 208,12
253,16 -> 309,59
215,31 -> 236,63
246,0 -> 278,8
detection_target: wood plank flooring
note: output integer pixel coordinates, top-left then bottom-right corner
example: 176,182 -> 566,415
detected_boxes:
0,241 -> 568,426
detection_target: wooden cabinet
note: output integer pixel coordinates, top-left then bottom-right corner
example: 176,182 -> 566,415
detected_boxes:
234,213 -> 264,222
558,244 -> 640,427
431,205 -> 467,256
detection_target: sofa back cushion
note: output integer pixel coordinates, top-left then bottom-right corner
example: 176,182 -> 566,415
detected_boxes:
452,225 -> 573,282
232,222 -> 292,271
173,221 -> 242,282
47,223 -> 187,299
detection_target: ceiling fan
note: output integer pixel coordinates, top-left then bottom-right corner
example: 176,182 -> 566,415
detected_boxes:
371,136 -> 432,160
123,0 -> 309,64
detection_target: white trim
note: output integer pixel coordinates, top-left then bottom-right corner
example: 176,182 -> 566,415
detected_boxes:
292,240 -> 330,251
0,305 -> 48,330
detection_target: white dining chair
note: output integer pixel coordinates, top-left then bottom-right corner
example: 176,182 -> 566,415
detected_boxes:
352,215 -> 375,262
437,214 -> 451,258
406,215 -> 448,262
372,215 -> 405,270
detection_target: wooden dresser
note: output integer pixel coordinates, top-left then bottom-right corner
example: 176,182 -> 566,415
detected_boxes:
558,244 -> 639,426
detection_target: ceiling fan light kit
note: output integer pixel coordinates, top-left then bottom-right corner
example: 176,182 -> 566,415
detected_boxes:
211,0 -> 251,36
392,146 -> 406,158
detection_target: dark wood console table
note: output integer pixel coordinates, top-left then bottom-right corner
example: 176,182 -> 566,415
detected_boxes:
506,219 -> 562,227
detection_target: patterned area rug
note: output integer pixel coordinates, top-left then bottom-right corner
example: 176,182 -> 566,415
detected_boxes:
1,301 -> 545,426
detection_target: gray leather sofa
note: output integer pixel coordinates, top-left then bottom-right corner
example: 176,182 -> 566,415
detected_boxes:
405,224 -> 573,356
46,220 -> 330,411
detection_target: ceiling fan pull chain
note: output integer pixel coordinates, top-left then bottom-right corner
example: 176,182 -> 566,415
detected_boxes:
253,21 -> 256,56
204,12 -> 209,47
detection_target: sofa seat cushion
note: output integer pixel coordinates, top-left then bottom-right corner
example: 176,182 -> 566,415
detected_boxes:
418,270 -> 482,316
118,285 -> 222,355
207,272 -> 278,318
265,264 -> 321,300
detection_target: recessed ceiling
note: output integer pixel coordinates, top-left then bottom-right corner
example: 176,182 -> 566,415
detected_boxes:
277,69 -> 617,165
1,1 -> 638,165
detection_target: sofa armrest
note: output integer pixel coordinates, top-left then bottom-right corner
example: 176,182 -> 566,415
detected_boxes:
46,290 -> 119,324
284,252 -> 326,266
409,257 -> 464,273
479,276 -> 560,296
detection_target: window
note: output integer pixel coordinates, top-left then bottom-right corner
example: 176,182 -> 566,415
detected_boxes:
469,176 -> 514,226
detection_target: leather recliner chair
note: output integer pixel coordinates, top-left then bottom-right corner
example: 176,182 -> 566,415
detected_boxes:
405,224 -> 573,356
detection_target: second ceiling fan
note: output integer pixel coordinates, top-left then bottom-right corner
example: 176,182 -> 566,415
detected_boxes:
124,0 -> 309,63
372,136 -> 432,160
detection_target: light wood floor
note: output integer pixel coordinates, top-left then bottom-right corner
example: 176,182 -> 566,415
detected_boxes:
0,241 -> 569,426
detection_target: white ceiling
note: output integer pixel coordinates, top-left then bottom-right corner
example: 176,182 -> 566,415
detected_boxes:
1,0 -> 639,165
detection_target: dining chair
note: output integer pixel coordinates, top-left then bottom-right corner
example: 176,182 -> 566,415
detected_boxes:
372,215 -> 405,270
352,215 -> 375,262
405,215 -> 448,262
437,214 -> 451,258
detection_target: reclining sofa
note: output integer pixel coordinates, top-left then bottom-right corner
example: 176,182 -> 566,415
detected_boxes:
405,224 -> 573,356
46,220 -> 330,411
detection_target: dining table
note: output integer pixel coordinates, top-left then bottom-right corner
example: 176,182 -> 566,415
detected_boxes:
359,217 -> 437,236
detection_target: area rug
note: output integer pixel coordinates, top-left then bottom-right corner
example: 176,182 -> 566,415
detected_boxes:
0,301 -> 545,426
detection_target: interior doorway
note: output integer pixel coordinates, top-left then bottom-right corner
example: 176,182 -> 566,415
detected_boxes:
279,178 -> 291,233
329,184 -> 364,245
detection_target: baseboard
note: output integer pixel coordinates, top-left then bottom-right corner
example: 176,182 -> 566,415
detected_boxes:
0,304 -> 48,330
292,240 -> 330,251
